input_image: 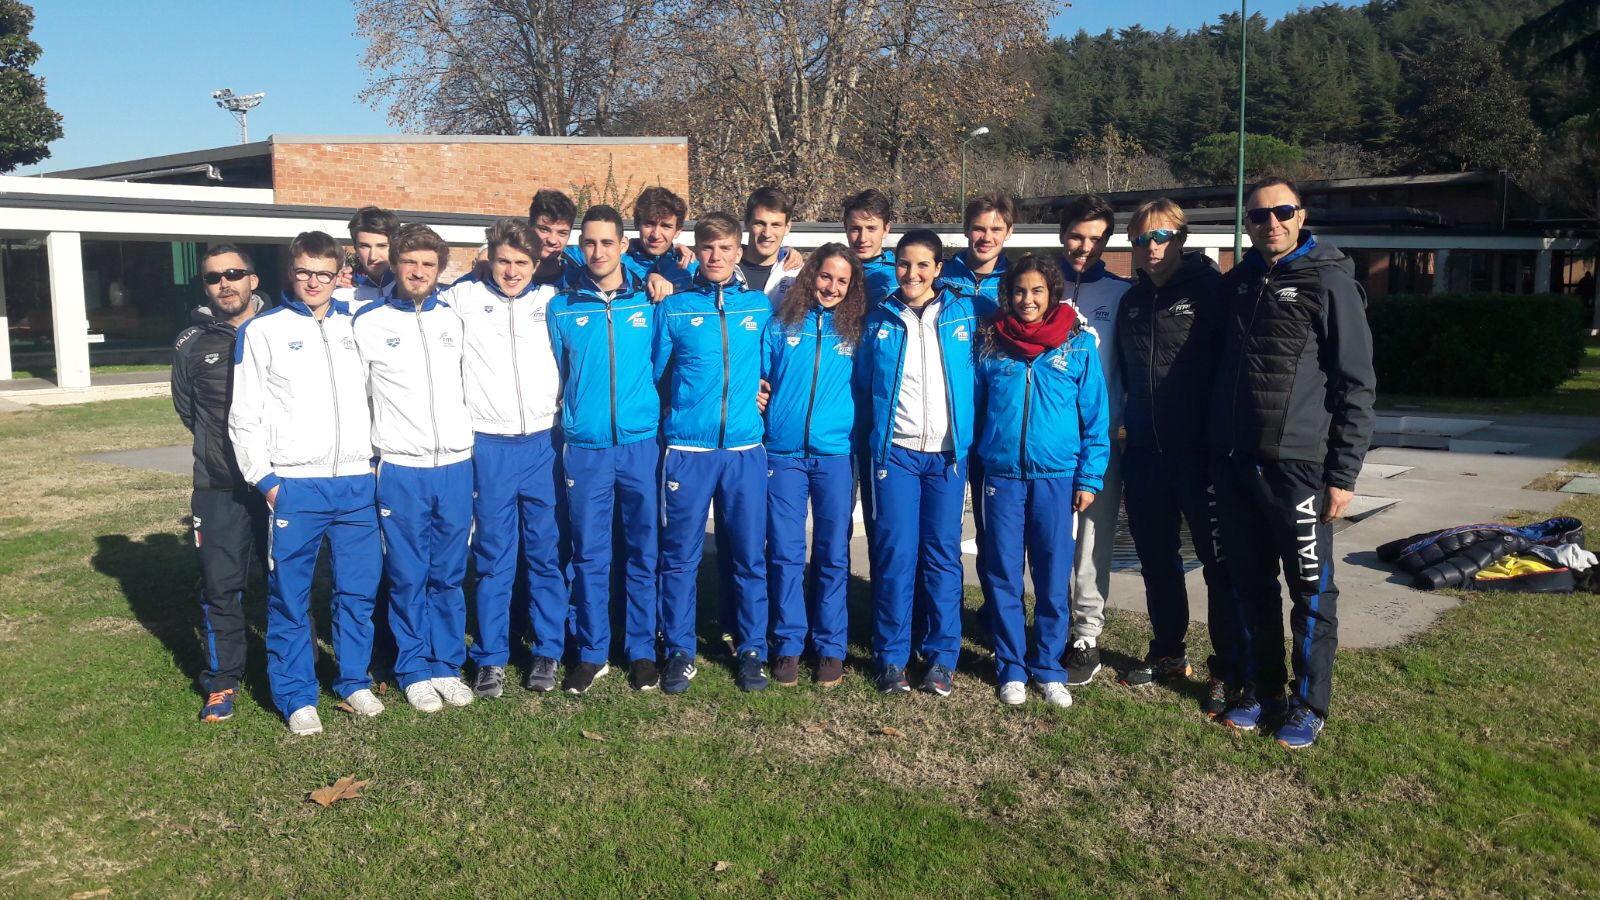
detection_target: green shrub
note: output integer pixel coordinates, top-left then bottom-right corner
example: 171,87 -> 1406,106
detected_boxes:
1369,293 -> 1585,397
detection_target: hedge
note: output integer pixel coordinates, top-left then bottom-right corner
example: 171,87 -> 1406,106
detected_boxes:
1368,293 -> 1586,397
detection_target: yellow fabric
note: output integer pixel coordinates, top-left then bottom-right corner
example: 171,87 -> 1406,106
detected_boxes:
1474,554 -> 1560,581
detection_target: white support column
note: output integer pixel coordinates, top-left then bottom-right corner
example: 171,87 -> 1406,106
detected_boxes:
1203,247 -> 1220,264
1534,250 -> 1552,294
46,232 -> 91,389
0,246 -> 12,380
1432,249 -> 1451,295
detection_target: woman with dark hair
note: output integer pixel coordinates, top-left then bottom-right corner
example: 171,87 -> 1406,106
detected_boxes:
976,253 -> 1110,708
761,243 -> 867,687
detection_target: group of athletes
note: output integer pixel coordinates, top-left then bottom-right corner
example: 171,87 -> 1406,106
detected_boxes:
170,175 -> 1374,749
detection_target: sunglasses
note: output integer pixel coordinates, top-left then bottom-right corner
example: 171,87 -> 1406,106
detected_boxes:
292,268 -> 338,285
1246,205 -> 1303,224
202,268 -> 253,285
1131,229 -> 1180,249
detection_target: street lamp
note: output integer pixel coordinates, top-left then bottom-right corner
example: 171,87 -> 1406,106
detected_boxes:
1233,2 -> 1248,259
213,88 -> 266,144
960,126 -> 990,211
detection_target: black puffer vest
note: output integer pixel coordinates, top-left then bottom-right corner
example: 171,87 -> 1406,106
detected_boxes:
1116,251 -> 1225,454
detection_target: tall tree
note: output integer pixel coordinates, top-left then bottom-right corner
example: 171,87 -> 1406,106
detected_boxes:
1397,36 -> 1543,174
0,0 -> 62,172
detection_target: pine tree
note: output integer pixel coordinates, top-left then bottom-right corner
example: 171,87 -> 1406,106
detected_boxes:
0,0 -> 62,172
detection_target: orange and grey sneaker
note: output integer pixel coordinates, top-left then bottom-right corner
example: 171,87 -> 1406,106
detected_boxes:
200,688 -> 237,722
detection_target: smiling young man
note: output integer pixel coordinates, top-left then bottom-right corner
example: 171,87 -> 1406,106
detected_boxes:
1055,195 -> 1134,687
1211,178 -> 1375,750
335,206 -> 400,304
440,218 -> 569,698
739,185 -> 805,302
352,224 -> 477,714
229,231 -> 384,735
172,245 -> 268,723
941,192 -> 1015,316
547,205 -> 664,692
842,189 -> 899,303
653,212 -> 775,695
1112,200 -> 1243,716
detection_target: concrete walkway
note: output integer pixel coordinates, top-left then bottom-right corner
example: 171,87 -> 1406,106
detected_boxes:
0,371 -> 170,408
83,413 -> 1600,652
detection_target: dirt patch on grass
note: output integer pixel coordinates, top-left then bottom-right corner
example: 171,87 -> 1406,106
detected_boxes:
1109,766 -> 1317,848
71,616 -> 186,640
0,613 -> 43,642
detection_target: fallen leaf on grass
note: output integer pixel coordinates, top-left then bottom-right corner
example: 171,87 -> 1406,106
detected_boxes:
335,701 -> 356,714
874,726 -> 904,737
713,860 -> 732,872
581,730 -> 607,742
69,891 -> 112,899
308,775 -> 372,808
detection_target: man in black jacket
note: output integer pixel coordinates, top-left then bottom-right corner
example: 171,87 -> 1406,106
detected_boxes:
1114,200 -> 1243,718
172,244 -> 269,722
1211,178 -> 1376,749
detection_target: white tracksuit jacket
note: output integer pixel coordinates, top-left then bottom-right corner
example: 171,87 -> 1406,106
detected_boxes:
439,273 -> 562,437
228,296 -> 374,494
351,293 -> 474,468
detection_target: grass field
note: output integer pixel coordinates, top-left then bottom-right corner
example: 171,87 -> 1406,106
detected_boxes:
1,398 -> 1597,897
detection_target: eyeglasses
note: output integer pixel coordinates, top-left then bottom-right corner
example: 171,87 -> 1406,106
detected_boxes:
292,268 -> 338,284
202,268 -> 253,285
1246,205 -> 1303,225
1131,229 -> 1180,249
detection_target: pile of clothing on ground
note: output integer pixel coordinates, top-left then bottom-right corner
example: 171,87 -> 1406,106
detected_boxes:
1377,516 -> 1599,593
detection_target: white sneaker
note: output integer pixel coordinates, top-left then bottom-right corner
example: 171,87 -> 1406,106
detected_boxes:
344,688 -> 385,717
405,680 -> 444,713
998,680 -> 1027,706
430,676 -> 475,707
1039,681 -> 1073,708
287,705 -> 323,735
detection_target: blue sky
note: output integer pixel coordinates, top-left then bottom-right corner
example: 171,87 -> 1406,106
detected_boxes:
15,0 -> 1310,175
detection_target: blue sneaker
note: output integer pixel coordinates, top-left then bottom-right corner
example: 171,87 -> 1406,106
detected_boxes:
919,664 -> 954,697
661,651 -> 697,695
1275,705 -> 1326,750
200,688 -> 236,722
876,664 -> 911,695
1219,689 -> 1263,730
735,650 -> 769,692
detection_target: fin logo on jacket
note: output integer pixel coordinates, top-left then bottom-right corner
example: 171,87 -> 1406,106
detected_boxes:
386,337 -> 401,348
691,316 -> 705,327
342,336 -> 356,350
1050,352 -> 1070,371
575,315 -> 590,327
741,315 -> 758,331
439,333 -> 455,347
836,343 -> 854,357
288,341 -> 303,351
1275,288 -> 1301,303
629,311 -> 648,327
953,325 -> 969,342
203,352 -> 221,365
1093,307 -> 1111,320
1170,299 -> 1193,316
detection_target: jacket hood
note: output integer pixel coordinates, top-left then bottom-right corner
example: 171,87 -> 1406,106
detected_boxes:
1244,233 -> 1354,277
1134,250 -> 1219,292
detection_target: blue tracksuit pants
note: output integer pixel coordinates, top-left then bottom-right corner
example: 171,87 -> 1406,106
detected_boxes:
471,430 -> 568,665
659,446 -> 768,657
265,474 -> 382,717
1123,447 -> 1245,683
376,459 -> 472,689
766,454 -> 854,659
868,446 -> 966,671
980,474 -> 1075,684
565,439 -> 659,664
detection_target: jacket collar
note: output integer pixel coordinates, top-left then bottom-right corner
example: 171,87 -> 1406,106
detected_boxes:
1243,232 -> 1317,272
384,290 -> 441,312
1059,257 -> 1115,285
354,269 -> 395,290
570,266 -> 644,301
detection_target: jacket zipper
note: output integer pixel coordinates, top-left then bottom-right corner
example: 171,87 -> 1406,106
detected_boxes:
605,297 -> 619,447
919,309 -> 932,451
1227,271 -> 1273,455
318,317 -> 341,476
802,309 -> 823,456
882,321 -> 908,463
1149,286 -> 1163,454
717,284 -> 730,449
508,293 -> 527,434
1019,358 -> 1034,473
416,304 -> 441,465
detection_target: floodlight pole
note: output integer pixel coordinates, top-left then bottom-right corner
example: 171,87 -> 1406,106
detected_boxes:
960,126 -> 990,211
212,89 -> 266,144
1233,1 -> 1248,259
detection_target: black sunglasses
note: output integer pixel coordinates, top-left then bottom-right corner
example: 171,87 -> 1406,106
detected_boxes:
1246,205 -> 1303,224
202,268 -> 253,285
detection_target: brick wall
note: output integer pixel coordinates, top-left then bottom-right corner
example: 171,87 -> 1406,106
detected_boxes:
270,141 -> 690,217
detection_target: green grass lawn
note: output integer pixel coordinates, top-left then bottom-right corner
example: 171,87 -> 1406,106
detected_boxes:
1,398 -> 1597,896
1379,342 -> 1600,418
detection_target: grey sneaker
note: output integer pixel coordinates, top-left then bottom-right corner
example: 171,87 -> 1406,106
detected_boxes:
523,656 -> 558,692
474,665 -> 505,699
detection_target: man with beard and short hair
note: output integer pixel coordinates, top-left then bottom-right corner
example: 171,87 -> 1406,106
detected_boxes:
353,224 -> 477,714
172,244 -> 269,723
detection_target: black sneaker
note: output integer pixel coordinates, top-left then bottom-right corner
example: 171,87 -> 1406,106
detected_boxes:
735,650 -> 769,692
771,655 -> 800,687
473,665 -> 505,699
1202,677 -> 1230,718
563,661 -> 609,694
662,650 -> 697,694
1120,655 -> 1193,687
876,664 -> 911,695
1064,640 -> 1102,686
919,663 -> 954,697
523,655 -> 558,692
629,658 -> 659,691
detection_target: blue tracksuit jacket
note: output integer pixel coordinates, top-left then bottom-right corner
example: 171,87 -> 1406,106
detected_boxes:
547,269 -> 662,448
760,307 -> 857,458
855,288 -> 980,465
940,250 -> 1008,318
653,274 -> 773,449
975,327 -> 1110,489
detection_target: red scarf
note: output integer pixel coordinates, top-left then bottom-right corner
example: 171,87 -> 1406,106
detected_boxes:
991,303 -> 1077,360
